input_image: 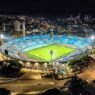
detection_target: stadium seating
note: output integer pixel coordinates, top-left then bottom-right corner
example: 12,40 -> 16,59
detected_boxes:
0,35 -> 91,62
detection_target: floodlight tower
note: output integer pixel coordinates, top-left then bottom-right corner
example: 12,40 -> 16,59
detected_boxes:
91,35 -> 94,49
50,50 -> 54,64
0,34 -> 4,60
0,34 -> 4,44
91,35 -> 94,54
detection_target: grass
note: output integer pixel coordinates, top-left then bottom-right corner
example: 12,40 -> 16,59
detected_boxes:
24,44 -> 76,62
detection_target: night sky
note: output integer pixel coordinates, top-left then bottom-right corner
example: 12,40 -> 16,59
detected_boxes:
0,0 -> 95,16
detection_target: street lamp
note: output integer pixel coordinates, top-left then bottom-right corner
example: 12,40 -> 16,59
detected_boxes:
44,63 -> 47,70
49,50 -> 54,64
35,62 -> 39,70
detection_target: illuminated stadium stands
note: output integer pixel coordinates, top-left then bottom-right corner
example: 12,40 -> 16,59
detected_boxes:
0,35 -> 91,62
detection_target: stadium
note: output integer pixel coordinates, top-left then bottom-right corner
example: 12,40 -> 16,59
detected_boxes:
0,34 -> 91,62
0,15 -> 95,95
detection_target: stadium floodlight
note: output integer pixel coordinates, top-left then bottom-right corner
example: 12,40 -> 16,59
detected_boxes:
0,34 -> 4,44
91,35 -> 95,50
91,35 -> 94,41
91,35 -> 94,47
0,34 -> 4,39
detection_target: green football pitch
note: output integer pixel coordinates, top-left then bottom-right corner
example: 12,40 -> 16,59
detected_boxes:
24,44 -> 76,62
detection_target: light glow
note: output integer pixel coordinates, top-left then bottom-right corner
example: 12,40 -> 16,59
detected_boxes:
91,35 -> 94,40
0,34 -> 4,39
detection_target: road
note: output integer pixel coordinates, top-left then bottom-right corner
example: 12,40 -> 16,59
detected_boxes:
0,78 -> 68,95
0,69 -> 68,95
